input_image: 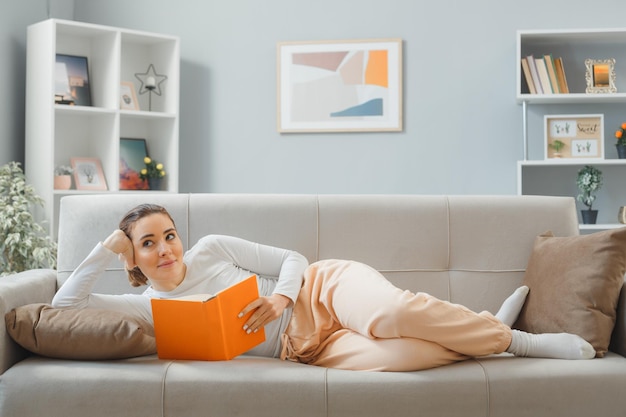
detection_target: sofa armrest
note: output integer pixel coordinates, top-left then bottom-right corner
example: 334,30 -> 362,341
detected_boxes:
0,269 -> 57,374
611,277 -> 626,357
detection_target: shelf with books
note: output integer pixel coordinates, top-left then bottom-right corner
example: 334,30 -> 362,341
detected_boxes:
517,28 -> 626,100
520,53 -> 569,96
516,28 -> 626,232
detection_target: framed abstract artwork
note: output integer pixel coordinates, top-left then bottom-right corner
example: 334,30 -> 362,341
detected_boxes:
277,38 -> 403,133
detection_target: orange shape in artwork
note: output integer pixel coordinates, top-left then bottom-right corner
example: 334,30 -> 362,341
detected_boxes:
365,50 -> 388,88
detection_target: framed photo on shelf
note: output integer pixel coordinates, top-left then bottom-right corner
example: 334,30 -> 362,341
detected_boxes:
71,157 -> 107,190
119,138 -> 149,190
120,81 -> 140,110
544,114 -> 604,161
277,38 -> 403,133
585,58 -> 616,94
55,54 -> 92,106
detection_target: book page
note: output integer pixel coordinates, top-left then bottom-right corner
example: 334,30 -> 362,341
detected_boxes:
165,294 -> 216,302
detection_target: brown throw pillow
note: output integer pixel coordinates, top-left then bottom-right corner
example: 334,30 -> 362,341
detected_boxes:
514,228 -> 626,357
5,304 -> 156,360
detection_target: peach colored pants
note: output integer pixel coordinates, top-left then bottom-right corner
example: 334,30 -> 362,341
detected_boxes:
281,259 -> 512,371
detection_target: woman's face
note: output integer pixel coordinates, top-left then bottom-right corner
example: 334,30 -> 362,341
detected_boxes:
129,212 -> 185,291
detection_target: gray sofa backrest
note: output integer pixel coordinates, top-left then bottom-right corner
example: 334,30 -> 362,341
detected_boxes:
57,194 -> 579,314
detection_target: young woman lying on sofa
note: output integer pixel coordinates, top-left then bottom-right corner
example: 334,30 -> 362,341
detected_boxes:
51,203 -> 595,371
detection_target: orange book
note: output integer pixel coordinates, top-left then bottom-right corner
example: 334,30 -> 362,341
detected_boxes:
151,275 -> 266,360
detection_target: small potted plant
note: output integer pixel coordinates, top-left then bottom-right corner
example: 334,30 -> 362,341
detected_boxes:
139,157 -> 166,190
54,165 -> 74,190
615,122 -> 626,159
549,139 -> 566,158
576,165 -> 603,224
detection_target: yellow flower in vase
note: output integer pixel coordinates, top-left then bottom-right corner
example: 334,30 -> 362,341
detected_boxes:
139,156 -> 166,190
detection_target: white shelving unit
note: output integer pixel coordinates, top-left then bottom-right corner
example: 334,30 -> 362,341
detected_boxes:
516,28 -> 626,232
25,19 -> 180,238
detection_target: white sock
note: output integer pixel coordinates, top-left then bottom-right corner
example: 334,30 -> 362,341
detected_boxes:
507,329 -> 595,359
495,286 -> 529,327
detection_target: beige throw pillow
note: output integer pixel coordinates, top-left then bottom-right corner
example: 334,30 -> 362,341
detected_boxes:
514,228 -> 626,357
5,304 -> 156,360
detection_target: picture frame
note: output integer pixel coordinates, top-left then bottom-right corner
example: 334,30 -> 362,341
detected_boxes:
120,81 -> 140,111
277,38 -> 403,133
55,54 -> 92,106
544,114 -> 604,160
71,157 -> 107,190
585,58 -> 616,94
119,138 -> 149,190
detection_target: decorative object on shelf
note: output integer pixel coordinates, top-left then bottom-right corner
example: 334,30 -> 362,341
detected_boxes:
585,58 -> 616,94
139,156 -> 166,191
576,165 -> 603,224
119,138 -> 149,190
134,64 -> 167,111
618,206 -> 626,224
53,165 -> 73,190
614,122 -> 626,159
548,139 -> 565,158
119,81 -> 140,111
277,38 -> 403,133
70,157 -> 108,191
0,162 -> 57,275
544,114 -> 604,160
55,54 -> 91,106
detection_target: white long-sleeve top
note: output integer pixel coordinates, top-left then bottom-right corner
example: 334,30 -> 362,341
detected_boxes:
52,234 -> 309,358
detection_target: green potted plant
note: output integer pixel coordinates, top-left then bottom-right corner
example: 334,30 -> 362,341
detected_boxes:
615,122 -> 626,159
0,162 -> 57,275
549,139 -> 566,158
54,165 -> 73,190
576,165 -> 603,224
139,156 -> 166,190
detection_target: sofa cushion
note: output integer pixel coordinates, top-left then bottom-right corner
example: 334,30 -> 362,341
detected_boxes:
5,304 -> 156,360
514,228 -> 626,357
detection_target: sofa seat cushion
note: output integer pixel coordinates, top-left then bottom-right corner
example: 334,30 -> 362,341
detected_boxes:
0,356 -> 167,417
5,304 -> 156,360
475,353 -> 626,417
163,356 -> 329,417
514,228 -> 626,357
326,359 -> 489,417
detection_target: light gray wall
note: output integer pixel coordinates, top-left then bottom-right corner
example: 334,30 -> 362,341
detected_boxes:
6,0 -> 626,195
0,0 -> 73,167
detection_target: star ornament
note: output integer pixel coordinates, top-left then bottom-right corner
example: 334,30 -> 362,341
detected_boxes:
135,64 -> 168,96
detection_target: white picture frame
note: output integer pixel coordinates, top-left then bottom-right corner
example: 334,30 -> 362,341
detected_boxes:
544,114 -> 604,161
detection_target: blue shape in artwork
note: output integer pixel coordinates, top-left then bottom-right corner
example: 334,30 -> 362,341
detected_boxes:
330,98 -> 383,117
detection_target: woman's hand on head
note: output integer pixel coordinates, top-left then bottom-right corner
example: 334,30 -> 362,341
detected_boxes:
102,230 -> 136,269
239,294 -> 292,334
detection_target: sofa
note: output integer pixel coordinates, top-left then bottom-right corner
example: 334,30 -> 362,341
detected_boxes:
1,193 -> 625,417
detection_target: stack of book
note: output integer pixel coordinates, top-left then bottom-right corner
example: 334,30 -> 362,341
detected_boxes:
521,54 -> 569,94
